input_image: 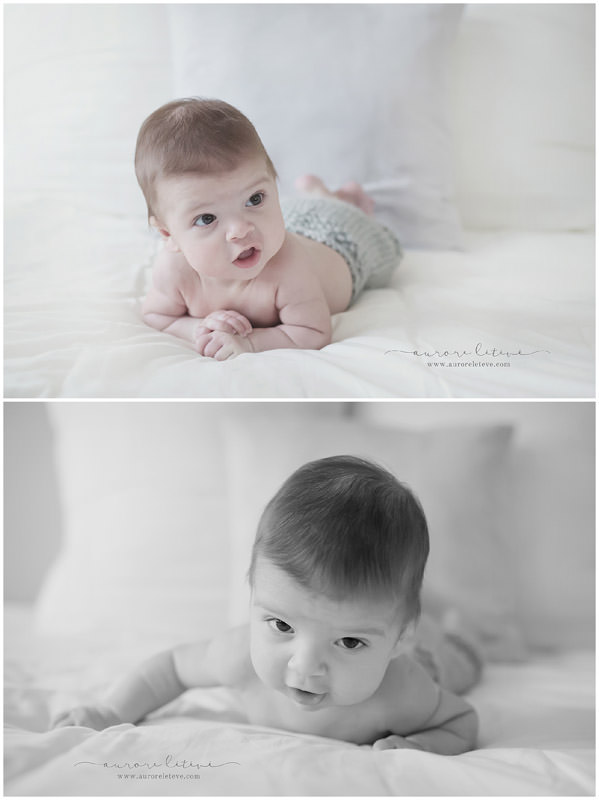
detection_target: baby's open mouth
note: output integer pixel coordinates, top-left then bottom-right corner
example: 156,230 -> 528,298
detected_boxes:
234,246 -> 260,268
287,686 -> 326,708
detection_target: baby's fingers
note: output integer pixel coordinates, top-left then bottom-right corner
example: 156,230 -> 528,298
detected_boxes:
50,705 -> 121,731
51,711 -> 73,728
372,735 -> 411,750
51,708 -> 90,728
206,311 -> 251,336
223,311 -> 252,336
194,333 -> 212,355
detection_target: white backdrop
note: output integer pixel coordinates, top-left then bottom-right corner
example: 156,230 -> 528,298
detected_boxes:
4,401 -> 594,652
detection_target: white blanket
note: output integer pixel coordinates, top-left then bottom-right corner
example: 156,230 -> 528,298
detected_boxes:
4,208 -> 594,398
4,606 -> 595,796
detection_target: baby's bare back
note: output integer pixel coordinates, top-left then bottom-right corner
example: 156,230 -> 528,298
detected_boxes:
276,231 -> 353,315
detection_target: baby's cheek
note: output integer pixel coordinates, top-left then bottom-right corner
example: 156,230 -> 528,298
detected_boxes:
250,638 -> 279,688
336,661 -> 386,705
336,676 -> 371,705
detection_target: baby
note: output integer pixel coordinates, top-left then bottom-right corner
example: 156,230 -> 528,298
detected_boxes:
53,456 -> 481,753
137,98 -> 401,360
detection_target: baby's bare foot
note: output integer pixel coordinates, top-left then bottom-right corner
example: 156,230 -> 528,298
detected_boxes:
294,174 -> 331,197
336,181 -> 375,215
295,174 -> 375,215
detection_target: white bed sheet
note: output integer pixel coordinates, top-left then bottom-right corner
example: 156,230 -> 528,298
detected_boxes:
4,605 -> 595,796
3,199 -> 594,399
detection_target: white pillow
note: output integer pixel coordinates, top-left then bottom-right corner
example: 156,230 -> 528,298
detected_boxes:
223,411 -> 526,661
4,4 -> 171,217
35,402 -> 347,647
451,4 -> 594,231
35,403 -> 231,646
167,4 -> 464,250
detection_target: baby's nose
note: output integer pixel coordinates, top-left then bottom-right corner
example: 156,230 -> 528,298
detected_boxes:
226,217 -> 255,241
287,647 -> 326,682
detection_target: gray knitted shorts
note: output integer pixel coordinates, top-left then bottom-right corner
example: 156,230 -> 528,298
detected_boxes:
281,196 -> 402,305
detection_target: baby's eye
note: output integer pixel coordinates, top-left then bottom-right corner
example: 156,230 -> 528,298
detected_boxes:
337,637 -> 366,650
193,213 -> 216,227
246,192 -> 264,208
268,618 -> 293,634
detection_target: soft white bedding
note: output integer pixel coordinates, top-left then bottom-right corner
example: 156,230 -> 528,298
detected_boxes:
4,224 -> 594,398
4,605 -> 595,796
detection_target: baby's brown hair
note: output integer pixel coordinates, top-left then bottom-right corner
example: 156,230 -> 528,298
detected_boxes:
135,97 -> 277,221
249,456 -> 430,626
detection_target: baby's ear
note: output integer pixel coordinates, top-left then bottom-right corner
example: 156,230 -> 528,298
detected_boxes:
150,216 -> 180,253
391,619 -> 417,658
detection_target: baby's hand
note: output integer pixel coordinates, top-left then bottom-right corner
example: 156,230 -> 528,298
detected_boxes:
372,734 -> 424,751
51,704 -> 122,731
195,331 -> 254,361
194,310 -> 252,339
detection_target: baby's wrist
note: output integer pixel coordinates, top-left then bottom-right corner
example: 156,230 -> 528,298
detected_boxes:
404,735 -> 427,751
97,703 -> 125,724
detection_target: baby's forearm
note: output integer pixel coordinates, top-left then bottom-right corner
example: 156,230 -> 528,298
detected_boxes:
101,650 -> 186,724
406,709 -> 478,755
405,728 -> 470,755
143,312 -> 201,344
248,322 -> 331,352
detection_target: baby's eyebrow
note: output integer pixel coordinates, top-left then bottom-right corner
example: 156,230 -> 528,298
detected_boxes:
253,597 -> 288,617
242,174 -> 271,193
180,197 -> 212,216
349,625 -> 386,637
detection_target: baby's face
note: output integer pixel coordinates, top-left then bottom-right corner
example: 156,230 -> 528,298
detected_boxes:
249,558 -> 406,711
152,156 -> 285,283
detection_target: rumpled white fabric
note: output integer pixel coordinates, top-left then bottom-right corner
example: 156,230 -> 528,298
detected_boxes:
4,606 -> 594,796
4,216 -> 594,398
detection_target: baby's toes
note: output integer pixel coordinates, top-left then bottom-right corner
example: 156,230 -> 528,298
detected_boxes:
338,182 -> 375,214
295,174 -> 329,196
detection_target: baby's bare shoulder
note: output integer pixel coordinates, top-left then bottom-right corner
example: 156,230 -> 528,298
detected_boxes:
379,653 -> 441,733
207,625 -> 253,686
173,625 -> 253,689
266,231 -> 352,313
265,233 -> 315,282
264,233 -> 328,301
152,248 -> 197,293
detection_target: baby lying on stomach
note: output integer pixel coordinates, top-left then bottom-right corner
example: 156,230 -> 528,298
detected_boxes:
137,98 -> 401,360
54,456 -> 481,754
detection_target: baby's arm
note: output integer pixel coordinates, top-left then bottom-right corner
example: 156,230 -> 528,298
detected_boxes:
142,249 -> 198,342
251,265 -> 332,351
143,251 -> 252,348
52,629 -> 246,731
196,269 -> 332,359
53,648 -> 191,729
373,658 -> 478,755
248,297 -> 332,352
375,687 -> 478,755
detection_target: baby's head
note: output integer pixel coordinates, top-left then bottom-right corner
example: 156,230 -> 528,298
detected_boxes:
135,98 -> 284,279
248,456 -> 429,710
135,97 -> 276,222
